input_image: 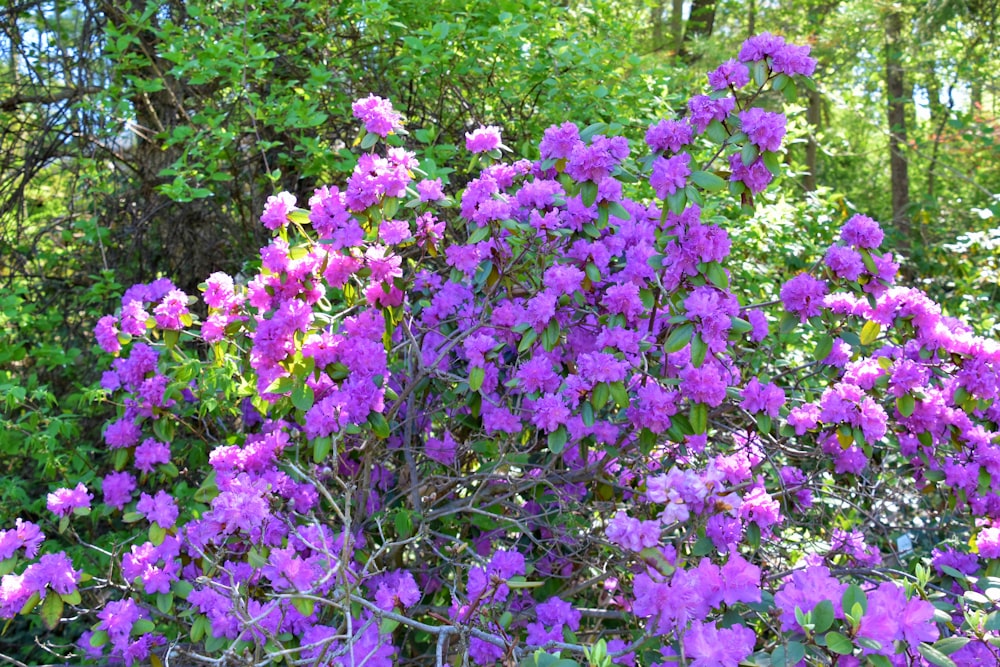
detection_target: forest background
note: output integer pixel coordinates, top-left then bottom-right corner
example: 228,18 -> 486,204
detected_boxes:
0,0 -> 998,663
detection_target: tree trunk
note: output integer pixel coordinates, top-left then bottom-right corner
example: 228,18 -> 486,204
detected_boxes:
671,0 -> 684,54
681,0 -> 716,60
651,0 -> 664,51
885,9 -> 911,249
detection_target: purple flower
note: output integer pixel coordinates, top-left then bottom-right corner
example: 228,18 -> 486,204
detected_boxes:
530,394 -> 570,432
539,122 -> 581,160
134,438 -> 171,473
526,597 -> 581,646
0,573 -> 30,617
416,178 -> 445,202
23,552 -> 80,595
680,363 -> 728,407
772,43 -> 817,77
650,153 -> 691,198
425,431 -> 458,465
977,525 -> 1000,558
683,621 -> 756,667
104,417 -> 142,449
205,473 -> 271,536
565,135 -> 629,183
153,289 -> 190,330
746,310 -> 768,342
708,59 -> 751,90
352,94 -> 403,137
774,566 -> 846,631
374,569 -> 421,611
740,484 -> 782,534
136,490 -> 179,528
858,582 -> 905,655
97,598 -> 144,648
728,154 -> 773,194
119,299 -> 149,336
688,95 -> 735,133
825,245 -> 865,281
780,273 -> 828,322
102,471 -> 136,510
203,272 -> 236,309
741,377 -> 785,417
899,595 -> 940,646
606,511 -> 661,551
841,214 -> 884,249
738,32 -> 787,62
645,119 -> 693,153
46,483 -> 92,517
260,191 -> 296,231
95,315 -> 121,354
0,519 -> 44,560
739,108 -> 786,152
466,125 -> 502,153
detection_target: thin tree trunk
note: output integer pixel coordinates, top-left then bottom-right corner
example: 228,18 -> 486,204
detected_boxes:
681,0 -> 716,61
885,9 -> 911,249
671,0 -> 683,53
651,0 -> 664,51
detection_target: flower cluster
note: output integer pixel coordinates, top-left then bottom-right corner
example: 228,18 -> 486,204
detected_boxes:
1,32 -> 995,667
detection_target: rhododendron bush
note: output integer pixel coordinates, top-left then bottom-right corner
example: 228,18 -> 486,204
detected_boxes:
4,34 -> 1000,667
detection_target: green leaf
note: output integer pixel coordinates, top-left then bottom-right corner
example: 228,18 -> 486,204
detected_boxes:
932,637 -> 970,655
741,142 -> 759,166
705,262 -> 729,289
547,426 -> 568,454
518,328 -> 538,353
842,583 -> 868,616
469,366 -> 486,392
664,323 -> 694,353
706,119 -> 728,144
156,592 -> 173,615
313,436 -> 332,463
60,589 -> 82,605
149,522 -> 167,547
896,393 -> 915,417
592,382 -> 610,411
292,597 -> 316,617
368,412 -> 391,439
264,375 -> 294,395
860,320 -> 881,346
360,132 -> 379,149
919,643 -> 958,667
690,334 -> 708,368
690,170 -> 726,191
609,381 -> 629,408
163,328 -> 180,349
89,630 -> 110,647
762,150 -> 782,176
580,181 -> 598,207
753,60 -> 768,87
467,224 -> 491,243
132,619 -> 155,635
690,402 -> 707,433
824,631 -> 854,655
666,188 -> 686,213
772,73 -> 790,91
39,593 -> 63,630
292,382 -> 315,411
812,599 -> 835,633
814,335 -> 834,362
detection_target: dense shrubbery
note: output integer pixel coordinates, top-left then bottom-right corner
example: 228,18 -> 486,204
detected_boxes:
2,35 -> 1000,667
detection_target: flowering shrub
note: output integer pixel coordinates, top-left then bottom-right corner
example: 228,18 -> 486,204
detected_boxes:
2,33 -> 999,667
